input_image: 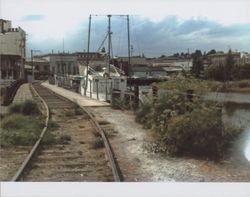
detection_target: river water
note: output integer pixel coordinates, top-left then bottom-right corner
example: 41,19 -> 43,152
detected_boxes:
222,103 -> 250,164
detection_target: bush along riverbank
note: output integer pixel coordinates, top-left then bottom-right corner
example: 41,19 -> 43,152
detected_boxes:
136,76 -> 242,160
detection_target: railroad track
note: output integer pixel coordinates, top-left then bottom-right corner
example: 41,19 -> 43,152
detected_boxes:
11,83 -> 122,182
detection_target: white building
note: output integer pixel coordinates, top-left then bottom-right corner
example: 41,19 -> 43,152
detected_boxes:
151,57 -> 193,72
174,59 -> 193,71
40,53 -> 78,86
0,19 -> 26,79
240,52 -> 250,64
78,62 -> 127,102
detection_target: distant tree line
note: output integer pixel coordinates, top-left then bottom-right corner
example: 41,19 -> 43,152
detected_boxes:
189,49 -> 250,81
204,49 -> 250,81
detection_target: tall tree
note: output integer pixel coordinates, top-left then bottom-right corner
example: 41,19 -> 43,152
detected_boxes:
224,49 -> 235,80
191,50 -> 203,77
207,49 -> 216,56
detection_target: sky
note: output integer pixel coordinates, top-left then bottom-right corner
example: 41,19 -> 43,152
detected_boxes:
0,0 -> 250,57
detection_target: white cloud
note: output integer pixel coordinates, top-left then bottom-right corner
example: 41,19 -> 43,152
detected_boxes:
1,0 -> 250,55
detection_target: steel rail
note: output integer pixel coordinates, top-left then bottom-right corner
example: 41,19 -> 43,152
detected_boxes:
11,83 -> 123,182
11,84 -> 50,181
79,105 -> 123,182
40,85 -> 123,181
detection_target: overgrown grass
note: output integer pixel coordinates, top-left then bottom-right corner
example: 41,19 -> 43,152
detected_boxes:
9,100 -> 40,115
0,114 -> 44,147
0,100 -> 47,147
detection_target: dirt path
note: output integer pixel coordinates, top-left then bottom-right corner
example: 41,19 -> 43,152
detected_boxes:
91,106 -> 250,182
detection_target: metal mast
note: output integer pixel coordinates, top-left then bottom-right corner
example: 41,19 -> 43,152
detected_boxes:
127,15 -> 131,77
107,15 -> 112,75
85,14 -> 91,96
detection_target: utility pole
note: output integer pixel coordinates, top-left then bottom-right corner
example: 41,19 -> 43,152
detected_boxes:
31,49 -> 33,82
85,14 -> 91,96
127,15 -> 131,77
31,49 -> 40,82
20,36 -> 26,79
107,15 -> 112,75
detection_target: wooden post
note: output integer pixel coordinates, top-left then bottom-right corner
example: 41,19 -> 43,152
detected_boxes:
90,80 -> 92,98
134,85 -> 139,109
152,85 -> 158,103
186,89 -> 194,112
96,79 -> 99,100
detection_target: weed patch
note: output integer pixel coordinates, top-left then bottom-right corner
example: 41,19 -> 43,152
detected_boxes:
58,134 -> 71,144
91,137 -> 104,149
9,100 -> 39,115
0,114 -> 44,147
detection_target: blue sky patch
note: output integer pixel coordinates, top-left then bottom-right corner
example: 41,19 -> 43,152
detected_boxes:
22,15 -> 45,21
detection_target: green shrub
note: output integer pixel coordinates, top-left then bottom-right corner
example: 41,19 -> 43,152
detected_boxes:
22,100 -> 39,115
9,103 -> 23,114
47,120 -> 59,131
42,131 -> 57,145
135,102 -> 152,124
135,76 -> 242,159
1,114 -> 31,130
9,100 -> 39,115
74,105 -> 84,115
91,137 -> 104,149
163,103 -> 239,158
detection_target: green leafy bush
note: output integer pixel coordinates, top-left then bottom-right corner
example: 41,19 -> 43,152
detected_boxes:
22,100 -> 39,115
135,77 -> 241,159
135,101 -> 152,128
163,103 -> 239,158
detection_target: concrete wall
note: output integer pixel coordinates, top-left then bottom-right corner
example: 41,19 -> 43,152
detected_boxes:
0,20 -> 12,33
49,54 -> 78,76
0,28 -> 25,57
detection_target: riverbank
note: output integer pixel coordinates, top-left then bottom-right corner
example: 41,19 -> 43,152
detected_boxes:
221,80 -> 250,94
92,107 -> 250,181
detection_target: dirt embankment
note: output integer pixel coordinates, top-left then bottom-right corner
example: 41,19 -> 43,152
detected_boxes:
91,107 -> 250,182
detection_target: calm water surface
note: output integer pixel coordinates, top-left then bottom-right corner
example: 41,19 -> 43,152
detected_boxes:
222,103 -> 250,163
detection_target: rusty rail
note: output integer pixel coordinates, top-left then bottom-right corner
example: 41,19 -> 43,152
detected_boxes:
11,84 -> 50,181
80,105 -> 123,182
11,83 -> 123,182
